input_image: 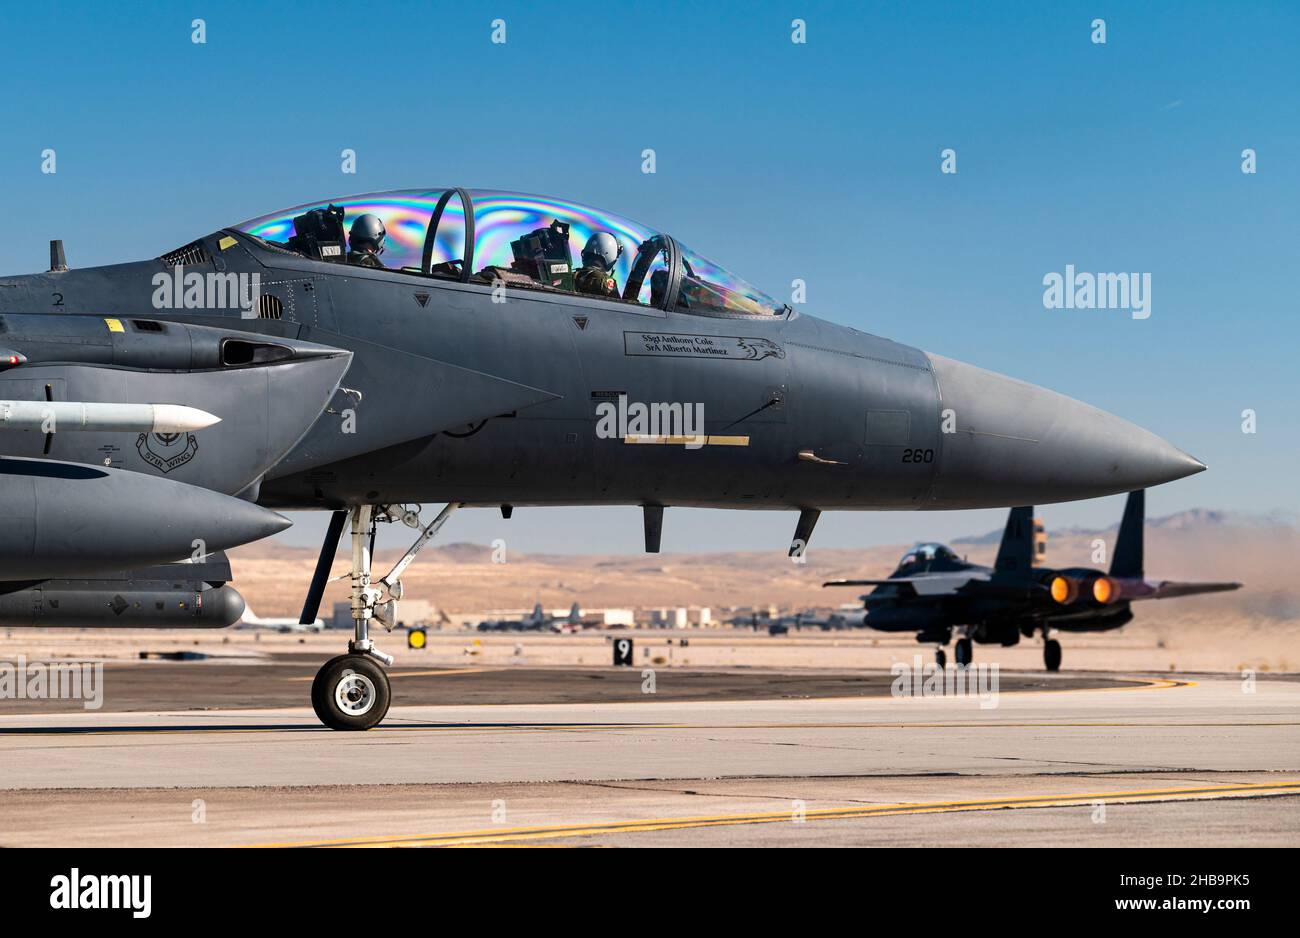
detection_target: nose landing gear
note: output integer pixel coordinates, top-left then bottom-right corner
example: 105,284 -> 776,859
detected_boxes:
310,502 -> 460,731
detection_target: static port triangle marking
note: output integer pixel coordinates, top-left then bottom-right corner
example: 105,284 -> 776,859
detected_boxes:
414,293 -> 430,308
573,316 -> 588,330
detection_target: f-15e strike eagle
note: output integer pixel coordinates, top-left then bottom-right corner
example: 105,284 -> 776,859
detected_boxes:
825,490 -> 1241,670
0,188 -> 1204,728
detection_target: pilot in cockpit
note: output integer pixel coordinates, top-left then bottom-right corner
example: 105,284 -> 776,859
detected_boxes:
574,232 -> 623,298
347,214 -> 387,269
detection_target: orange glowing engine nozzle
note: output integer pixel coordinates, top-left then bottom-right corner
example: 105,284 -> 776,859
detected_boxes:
1050,575 -> 1078,604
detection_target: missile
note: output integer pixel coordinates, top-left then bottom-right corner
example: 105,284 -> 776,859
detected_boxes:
0,456 -> 290,580
0,401 -> 220,434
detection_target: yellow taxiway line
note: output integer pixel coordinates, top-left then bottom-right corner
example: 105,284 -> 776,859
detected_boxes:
251,779 -> 1300,848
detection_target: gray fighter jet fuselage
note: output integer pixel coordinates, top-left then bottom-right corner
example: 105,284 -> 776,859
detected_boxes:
0,187 -> 1208,727
0,190 -> 1203,522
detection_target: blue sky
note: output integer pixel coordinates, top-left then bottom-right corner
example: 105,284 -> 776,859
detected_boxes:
2,1 -> 1296,553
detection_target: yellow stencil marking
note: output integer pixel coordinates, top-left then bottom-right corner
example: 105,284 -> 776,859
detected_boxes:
624,435 -> 749,447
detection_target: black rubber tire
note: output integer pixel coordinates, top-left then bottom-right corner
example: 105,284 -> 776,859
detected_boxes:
1044,639 -> 1062,672
311,654 -> 391,730
310,654 -> 350,725
935,648 -> 947,669
954,637 -> 973,667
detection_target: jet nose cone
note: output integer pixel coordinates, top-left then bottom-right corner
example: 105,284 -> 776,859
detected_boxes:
926,354 -> 1204,507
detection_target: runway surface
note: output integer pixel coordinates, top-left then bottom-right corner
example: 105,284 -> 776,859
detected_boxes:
0,654 -> 1127,711
0,668 -> 1295,846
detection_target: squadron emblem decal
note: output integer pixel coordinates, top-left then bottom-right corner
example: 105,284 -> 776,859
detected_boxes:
136,431 -> 198,473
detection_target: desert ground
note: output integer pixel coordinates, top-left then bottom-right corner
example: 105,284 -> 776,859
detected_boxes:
200,507 -> 1300,673
1,507 -> 1297,674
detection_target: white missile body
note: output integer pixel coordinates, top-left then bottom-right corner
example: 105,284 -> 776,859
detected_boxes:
0,401 -> 220,433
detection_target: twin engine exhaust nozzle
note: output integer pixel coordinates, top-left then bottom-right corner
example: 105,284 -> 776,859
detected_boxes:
1048,573 -> 1140,606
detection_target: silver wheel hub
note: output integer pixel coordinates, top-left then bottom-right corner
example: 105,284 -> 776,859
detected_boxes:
334,669 -> 377,716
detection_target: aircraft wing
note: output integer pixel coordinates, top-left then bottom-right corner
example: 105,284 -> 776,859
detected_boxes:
1137,580 -> 1243,601
824,578 -> 920,587
824,578 -> 921,597
825,574 -> 986,597
825,575 -> 1045,600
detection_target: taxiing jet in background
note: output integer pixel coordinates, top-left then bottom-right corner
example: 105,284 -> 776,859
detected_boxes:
825,490 -> 1241,670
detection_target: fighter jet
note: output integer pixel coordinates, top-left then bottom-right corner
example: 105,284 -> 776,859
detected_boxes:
778,609 -> 861,631
0,188 -> 1205,728
477,602 -> 582,633
824,490 -> 1241,669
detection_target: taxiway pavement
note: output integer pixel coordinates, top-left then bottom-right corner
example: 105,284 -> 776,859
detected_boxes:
0,671 -> 1294,846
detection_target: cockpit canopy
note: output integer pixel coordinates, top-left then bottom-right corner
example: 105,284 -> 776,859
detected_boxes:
234,188 -> 784,317
896,543 -> 962,574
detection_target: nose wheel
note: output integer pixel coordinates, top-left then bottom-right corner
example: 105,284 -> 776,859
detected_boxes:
1043,638 -> 1062,671
312,654 -> 391,731
935,647 -> 947,668
954,636 -> 973,667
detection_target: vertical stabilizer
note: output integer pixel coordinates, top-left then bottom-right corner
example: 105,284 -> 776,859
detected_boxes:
994,507 -> 1035,572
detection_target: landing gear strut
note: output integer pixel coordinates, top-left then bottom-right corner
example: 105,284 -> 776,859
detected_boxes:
1043,637 -> 1062,672
311,502 -> 460,730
